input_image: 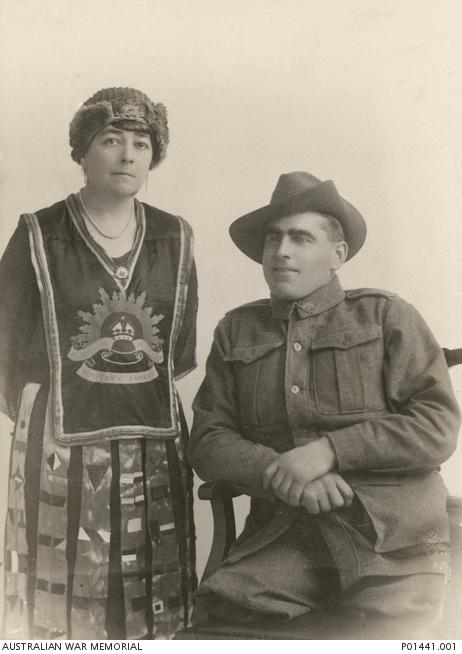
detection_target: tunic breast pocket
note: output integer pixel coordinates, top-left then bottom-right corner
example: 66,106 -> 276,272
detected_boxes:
311,326 -> 386,415
224,340 -> 285,428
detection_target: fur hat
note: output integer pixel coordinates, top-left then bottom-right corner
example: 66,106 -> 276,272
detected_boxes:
69,87 -> 169,169
229,171 -> 367,262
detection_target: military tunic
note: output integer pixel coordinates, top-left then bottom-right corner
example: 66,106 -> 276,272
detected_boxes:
189,275 -> 460,595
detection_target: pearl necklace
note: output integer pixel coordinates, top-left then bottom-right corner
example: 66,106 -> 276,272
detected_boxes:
79,191 -> 134,240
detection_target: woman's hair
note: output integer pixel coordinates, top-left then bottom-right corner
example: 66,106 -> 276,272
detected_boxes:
69,87 -> 169,169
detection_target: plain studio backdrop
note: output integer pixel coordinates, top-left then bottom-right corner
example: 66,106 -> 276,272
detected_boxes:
0,0 -> 461,591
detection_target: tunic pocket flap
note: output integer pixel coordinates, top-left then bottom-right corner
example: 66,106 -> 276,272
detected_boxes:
345,472 -> 406,487
311,326 -> 382,351
224,340 -> 285,364
352,473 -> 449,553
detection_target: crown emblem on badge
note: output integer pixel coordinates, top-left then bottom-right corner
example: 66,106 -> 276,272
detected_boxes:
111,316 -> 136,342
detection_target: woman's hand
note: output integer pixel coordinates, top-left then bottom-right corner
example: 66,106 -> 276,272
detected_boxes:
262,436 -> 337,504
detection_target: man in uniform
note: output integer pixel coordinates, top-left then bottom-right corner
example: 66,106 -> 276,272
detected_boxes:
188,172 -> 460,622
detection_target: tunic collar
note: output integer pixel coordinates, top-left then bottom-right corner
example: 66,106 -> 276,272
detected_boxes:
271,274 -> 345,320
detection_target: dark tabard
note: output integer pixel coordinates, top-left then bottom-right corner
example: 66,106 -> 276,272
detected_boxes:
0,193 -> 198,639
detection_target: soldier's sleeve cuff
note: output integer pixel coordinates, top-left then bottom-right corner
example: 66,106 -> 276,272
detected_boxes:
323,427 -> 367,471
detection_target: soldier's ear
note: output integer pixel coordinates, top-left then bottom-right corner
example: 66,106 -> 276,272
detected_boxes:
331,241 -> 348,270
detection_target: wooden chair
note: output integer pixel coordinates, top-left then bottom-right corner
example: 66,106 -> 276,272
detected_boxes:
177,349 -> 462,640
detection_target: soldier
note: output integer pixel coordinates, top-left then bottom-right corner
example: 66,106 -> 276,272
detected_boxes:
189,171 -> 460,623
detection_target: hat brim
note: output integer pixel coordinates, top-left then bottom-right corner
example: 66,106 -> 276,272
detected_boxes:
229,180 -> 366,263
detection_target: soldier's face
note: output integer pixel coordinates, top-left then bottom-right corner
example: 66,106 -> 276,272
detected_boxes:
262,212 -> 347,301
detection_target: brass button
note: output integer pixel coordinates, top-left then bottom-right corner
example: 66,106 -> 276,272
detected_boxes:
293,342 -> 302,352
290,385 -> 300,394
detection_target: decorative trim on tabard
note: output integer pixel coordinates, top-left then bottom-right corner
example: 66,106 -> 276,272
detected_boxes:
168,215 -> 194,386
26,215 -> 65,437
23,210 -> 194,445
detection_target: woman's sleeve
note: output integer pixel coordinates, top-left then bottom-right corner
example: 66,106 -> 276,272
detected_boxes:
173,258 -> 198,380
0,218 -> 41,420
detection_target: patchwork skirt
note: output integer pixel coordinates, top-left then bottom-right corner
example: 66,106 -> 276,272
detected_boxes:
3,383 -> 197,639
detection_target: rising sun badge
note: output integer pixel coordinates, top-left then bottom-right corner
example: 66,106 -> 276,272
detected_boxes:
68,288 -> 165,384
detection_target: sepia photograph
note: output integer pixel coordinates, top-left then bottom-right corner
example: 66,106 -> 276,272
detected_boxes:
0,0 -> 461,643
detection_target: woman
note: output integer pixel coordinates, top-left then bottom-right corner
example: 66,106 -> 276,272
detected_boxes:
0,87 -> 198,639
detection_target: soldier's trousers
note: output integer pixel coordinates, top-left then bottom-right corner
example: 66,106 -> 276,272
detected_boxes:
195,525 -> 445,623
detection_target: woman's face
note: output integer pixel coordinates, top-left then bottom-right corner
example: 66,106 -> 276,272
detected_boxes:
81,125 -> 153,199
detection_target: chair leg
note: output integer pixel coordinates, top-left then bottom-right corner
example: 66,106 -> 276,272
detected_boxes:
201,496 -> 236,580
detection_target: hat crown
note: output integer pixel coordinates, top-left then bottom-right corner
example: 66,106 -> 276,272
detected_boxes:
83,87 -> 152,123
229,170 -> 367,264
69,86 -> 169,168
270,171 -> 322,205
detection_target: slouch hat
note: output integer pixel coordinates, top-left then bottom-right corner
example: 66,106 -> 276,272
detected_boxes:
229,171 -> 366,262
